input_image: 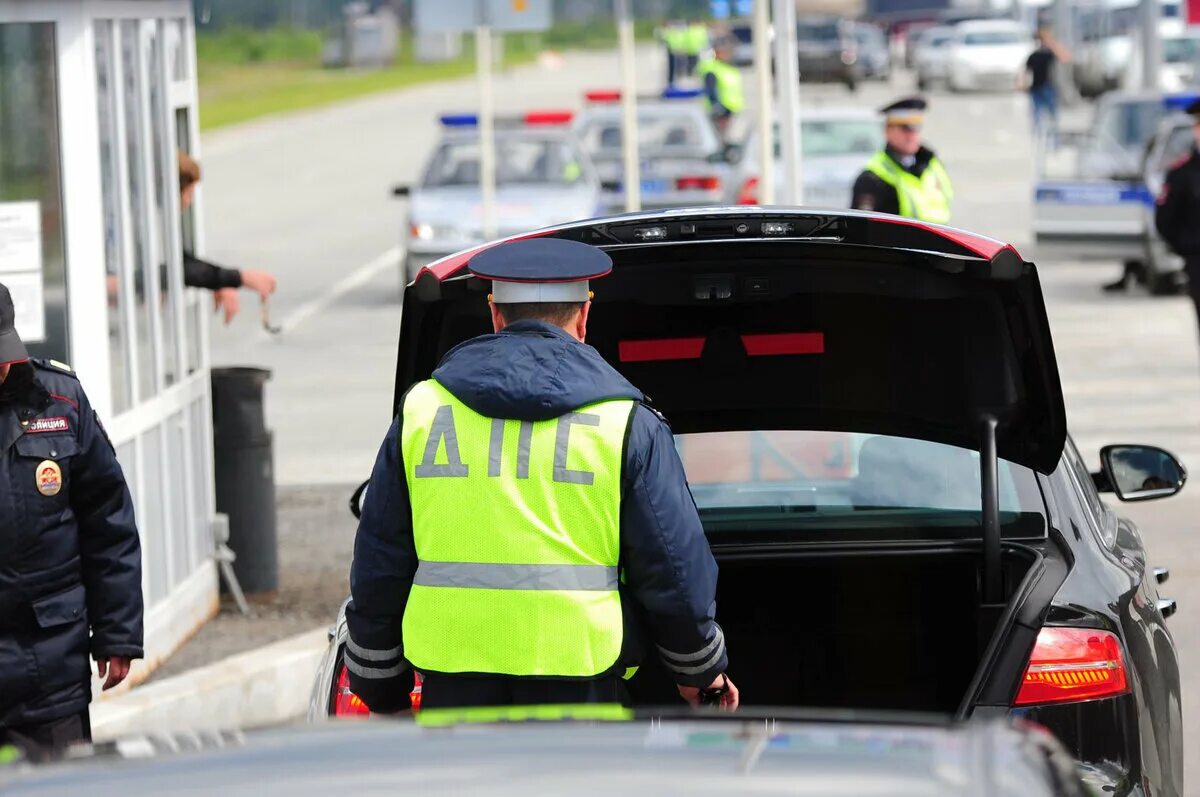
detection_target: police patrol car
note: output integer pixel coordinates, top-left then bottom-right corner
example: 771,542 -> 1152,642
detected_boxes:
393,111 -> 603,285
570,88 -> 735,212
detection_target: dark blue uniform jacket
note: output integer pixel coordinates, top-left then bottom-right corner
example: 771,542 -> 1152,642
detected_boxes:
346,321 -> 725,711
0,360 -> 143,727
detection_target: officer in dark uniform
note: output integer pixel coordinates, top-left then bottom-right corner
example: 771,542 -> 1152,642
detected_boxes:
345,238 -> 737,713
1155,99 -> 1200,326
0,282 -> 143,762
851,97 -> 954,222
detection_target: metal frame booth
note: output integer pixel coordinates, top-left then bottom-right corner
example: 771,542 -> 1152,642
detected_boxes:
0,0 -> 216,682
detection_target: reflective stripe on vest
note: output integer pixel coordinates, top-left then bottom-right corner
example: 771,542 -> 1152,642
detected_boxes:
400,379 -> 634,678
696,58 -> 745,114
864,151 -> 954,223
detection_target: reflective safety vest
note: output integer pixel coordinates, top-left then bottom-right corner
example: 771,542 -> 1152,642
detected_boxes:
696,58 -> 745,114
864,150 -> 954,223
663,26 -> 688,53
400,379 -> 636,677
683,23 -> 710,55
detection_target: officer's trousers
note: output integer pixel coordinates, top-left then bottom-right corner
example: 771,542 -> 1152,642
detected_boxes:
0,710 -> 91,763
419,673 -> 628,710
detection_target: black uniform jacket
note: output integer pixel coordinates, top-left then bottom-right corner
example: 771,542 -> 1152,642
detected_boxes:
0,360 -> 143,727
346,321 -> 726,712
1155,146 -> 1200,259
850,145 -> 939,216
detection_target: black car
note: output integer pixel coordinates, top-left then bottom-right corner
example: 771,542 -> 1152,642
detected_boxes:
312,208 -> 1185,796
0,714 -> 1092,796
795,16 -> 860,90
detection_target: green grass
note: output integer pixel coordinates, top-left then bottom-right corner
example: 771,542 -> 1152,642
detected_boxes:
197,23 -> 658,131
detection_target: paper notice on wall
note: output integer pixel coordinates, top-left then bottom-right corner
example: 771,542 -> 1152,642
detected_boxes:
0,202 -> 45,342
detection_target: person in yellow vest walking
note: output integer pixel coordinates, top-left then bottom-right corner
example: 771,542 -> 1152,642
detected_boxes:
697,39 -> 745,142
851,97 -> 954,223
660,20 -> 689,86
344,238 -> 738,713
682,20 -> 710,77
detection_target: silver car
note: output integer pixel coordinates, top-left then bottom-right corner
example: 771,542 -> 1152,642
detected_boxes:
914,26 -> 956,90
395,118 -> 603,283
731,107 -> 883,208
571,95 -> 734,212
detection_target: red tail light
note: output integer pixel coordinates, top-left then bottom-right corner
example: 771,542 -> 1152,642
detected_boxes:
333,663 -> 370,717
585,90 -> 621,103
736,177 -> 759,205
675,175 -> 722,191
524,110 -> 574,126
1014,628 -> 1130,707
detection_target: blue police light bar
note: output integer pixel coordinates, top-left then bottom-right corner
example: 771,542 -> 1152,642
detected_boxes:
439,113 -> 479,127
662,87 -> 703,100
1162,93 -> 1199,111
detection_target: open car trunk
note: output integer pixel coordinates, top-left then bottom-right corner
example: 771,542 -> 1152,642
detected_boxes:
626,545 -> 1040,715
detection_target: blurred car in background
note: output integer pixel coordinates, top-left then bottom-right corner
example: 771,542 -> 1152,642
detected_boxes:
1074,0 -> 1182,97
393,112 -> 601,284
571,89 -> 734,212
731,106 -> 883,207
852,22 -> 892,81
1125,20 -> 1200,93
795,15 -> 861,90
913,25 -> 957,89
946,20 -> 1032,92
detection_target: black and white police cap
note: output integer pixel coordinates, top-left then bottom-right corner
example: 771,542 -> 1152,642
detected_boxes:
469,238 -> 612,303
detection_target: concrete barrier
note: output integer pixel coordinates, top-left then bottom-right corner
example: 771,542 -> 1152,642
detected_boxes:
91,626 -> 329,741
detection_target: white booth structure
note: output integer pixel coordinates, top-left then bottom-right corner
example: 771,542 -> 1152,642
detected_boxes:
0,1 -> 216,680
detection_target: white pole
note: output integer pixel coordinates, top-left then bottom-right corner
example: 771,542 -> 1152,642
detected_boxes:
772,0 -> 803,204
1139,0 -> 1161,90
617,0 -> 642,212
477,15 -> 498,238
753,0 -> 776,205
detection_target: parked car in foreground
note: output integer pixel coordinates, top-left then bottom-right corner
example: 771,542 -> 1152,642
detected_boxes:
312,206 -> 1186,796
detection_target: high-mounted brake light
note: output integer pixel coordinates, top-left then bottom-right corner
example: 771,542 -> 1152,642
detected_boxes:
736,177 -> 760,205
585,90 -> 622,103
524,110 -> 574,126
1014,627 -> 1130,707
676,176 -> 722,191
333,663 -> 424,716
439,113 -> 478,127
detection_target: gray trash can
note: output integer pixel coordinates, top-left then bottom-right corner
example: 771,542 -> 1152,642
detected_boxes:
211,367 -> 278,598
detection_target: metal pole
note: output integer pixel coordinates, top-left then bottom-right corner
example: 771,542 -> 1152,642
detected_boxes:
476,14 -> 497,239
753,0 -> 775,205
617,0 -> 642,212
772,0 -> 803,204
1140,0 -> 1161,90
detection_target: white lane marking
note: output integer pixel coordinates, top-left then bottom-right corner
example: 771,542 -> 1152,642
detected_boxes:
275,245 -> 403,336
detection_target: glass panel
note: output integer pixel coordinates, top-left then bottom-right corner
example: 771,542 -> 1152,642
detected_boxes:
146,21 -> 182,388
169,411 -> 192,579
176,107 -> 203,377
0,23 -> 69,362
140,426 -> 168,604
168,18 -> 188,81
121,20 -> 158,401
190,399 -> 213,565
95,20 -> 134,414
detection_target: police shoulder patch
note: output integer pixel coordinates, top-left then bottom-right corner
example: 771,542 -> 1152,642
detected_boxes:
48,359 -> 74,374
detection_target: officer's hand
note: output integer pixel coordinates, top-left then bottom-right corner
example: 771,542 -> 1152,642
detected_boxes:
95,656 -> 133,691
213,287 -> 240,324
677,673 -> 739,712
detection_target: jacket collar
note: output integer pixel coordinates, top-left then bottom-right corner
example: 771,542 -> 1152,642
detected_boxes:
0,366 -> 52,453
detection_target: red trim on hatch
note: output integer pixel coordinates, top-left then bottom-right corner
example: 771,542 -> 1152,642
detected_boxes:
619,337 -> 706,363
872,216 -> 1021,261
420,231 -> 553,282
740,332 -> 825,356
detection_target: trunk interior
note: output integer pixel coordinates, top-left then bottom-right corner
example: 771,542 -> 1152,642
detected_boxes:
627,546 -> 1037,715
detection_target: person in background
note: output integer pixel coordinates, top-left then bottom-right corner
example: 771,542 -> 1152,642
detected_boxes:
1021,29 -> 1071,147
1154,99 -> 1200,332
177,152 -> 278,324
660,20 -> 688,86
698,39 -> 745,142
851,97 -> 954,222
682,20 -> 710,78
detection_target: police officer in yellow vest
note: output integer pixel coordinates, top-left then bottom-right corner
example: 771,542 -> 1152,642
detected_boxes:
697,39 -> 744,141
851,97 -> 954,223
661,20 -> 689,86
345,238 -> 738,713
682,20 -> 710,77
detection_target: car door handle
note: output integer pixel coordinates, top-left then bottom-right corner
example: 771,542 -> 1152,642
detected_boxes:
1153,566 -> 1170,584
1156,598 -> 1177,619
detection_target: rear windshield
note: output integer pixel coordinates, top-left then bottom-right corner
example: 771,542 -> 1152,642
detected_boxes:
575,111 -> 714,156
797,21 -> 840,41
1164,36 -> 1200,63
677,431 -> 1045,539
423,139 -> 584,188
1095,99 -> 1166,149
962,30 -> 1024,45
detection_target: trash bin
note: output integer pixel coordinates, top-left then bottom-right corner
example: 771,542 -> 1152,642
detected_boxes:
211,367 -> 277,598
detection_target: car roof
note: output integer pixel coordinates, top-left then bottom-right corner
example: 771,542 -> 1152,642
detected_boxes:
1,716 -> 1083,797
956,19 -> 1026,31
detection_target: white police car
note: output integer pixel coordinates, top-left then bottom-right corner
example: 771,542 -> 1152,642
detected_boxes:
394,111 -> 603,285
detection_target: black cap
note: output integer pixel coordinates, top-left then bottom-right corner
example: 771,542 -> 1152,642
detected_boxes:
880,96 -> 928,125
469,238 -> 612,303
0,281 -> 29,366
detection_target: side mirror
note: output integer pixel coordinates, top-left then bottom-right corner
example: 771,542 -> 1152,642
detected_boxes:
1098,445 -> 1187,502
392,185 -> 411,198
350,479 -> 370,519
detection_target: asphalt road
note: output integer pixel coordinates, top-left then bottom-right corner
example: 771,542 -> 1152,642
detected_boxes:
200,49 -> 1200,780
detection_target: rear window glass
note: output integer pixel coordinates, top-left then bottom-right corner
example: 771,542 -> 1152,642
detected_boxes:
575,111 -> 714,156
1163,36 -> 1200,63
797,21 -> 840,41
962,30 -> 1024,45
423,139 -> 583,188
677,431 -> 1045,539
1096,99 -> 1166,149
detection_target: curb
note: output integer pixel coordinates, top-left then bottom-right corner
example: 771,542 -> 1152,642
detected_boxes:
90,626 -> 329,742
